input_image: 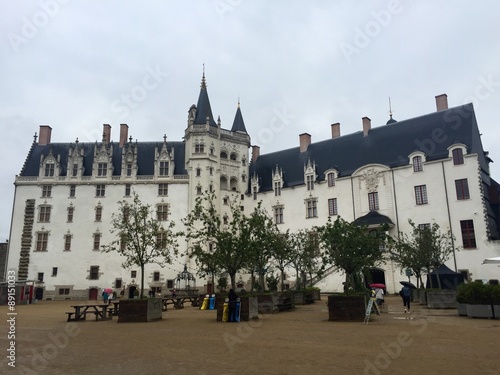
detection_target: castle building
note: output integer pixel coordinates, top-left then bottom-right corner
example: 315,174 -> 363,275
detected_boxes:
4,74 -> 500,299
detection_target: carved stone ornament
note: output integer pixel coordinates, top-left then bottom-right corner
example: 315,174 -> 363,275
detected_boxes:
361,168 -> 380,192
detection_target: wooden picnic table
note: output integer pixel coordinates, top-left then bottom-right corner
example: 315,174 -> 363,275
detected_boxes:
66,303 -> 112,322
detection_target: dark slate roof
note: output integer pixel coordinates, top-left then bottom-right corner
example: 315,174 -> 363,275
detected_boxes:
353,211 -> 394,227
193,78 -> 217,127
230,105 -> 247,133
249,103 -> 487,192
20,141 -> 187,177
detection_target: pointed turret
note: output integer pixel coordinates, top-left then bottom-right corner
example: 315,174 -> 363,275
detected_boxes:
230,100 -> 247,133
193,68 -> 217,127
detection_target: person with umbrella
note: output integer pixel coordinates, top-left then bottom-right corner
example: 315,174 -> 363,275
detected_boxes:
369,283 -> 385,309
102,288 -> 109,304
399,281 -> 413,314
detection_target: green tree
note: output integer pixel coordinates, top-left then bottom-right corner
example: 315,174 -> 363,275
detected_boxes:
389,220 -> 457,289
183,192 -> 249,290
289,229 -> 321,290
318,217 -> 387,294
102,192 -> 179,298
270,228 -> 293,291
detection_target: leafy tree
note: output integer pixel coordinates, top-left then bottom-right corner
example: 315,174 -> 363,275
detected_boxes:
217,274 -> 228,292
270,228 -> 293,291
246,203 -> 276,291
318,217 -> 388,294
389,220 -> 457,289
266,273 -> 279,292
183,192 -> 249,290
289,229 -> 321,290
102,192 -> 179,298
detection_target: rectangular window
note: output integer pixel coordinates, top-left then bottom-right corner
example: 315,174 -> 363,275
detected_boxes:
72,164 -> 78,177
327,173 -> 336,187
97,162 -> 107,176
126,163 -> 132,176
253,188 -> 257,201
67,206 -> 74,223
418,223 -> 430,231
413,156 -> 423,172
36,232 -> 49,251
223,197 -> 228,205
328,198 -> 338,216
196,186 -> 202,195
89,266 -> 99,280
460,220 -> 476,249
306,200 -> 317,218
96,184 -> 105,197
115,279 -> 123,289
157,205 -> 169,221
452,148 -> 464,165
95,206 -> 102,222
69,184 -> 76,198
64,234 -> 72,251
274,181 -> 281,196
158,183 -> 168,196
196,168 -> 201,177
42,185 -> 52,198
125,184 -> 131,197
37,272 -> 44,282
156,232 -> 167,249
45,163 -> 54,177
195,144 -> 204,153
58,288 -> 70,295
131,270 -> 137,278
52,267 -> 58,277
153,272 -> 160,282
455,179 -> 470,200
39,206 -> 51,222
159,161 -> 169,176
306,175 -> 315,190
120,234 -> 127,251
368,192 -> 379,211
167,279 -> 174,289
274,207 -> 284,224
93,233 -> 101,251
210,167 -> 213,176
415,185 -> 428,205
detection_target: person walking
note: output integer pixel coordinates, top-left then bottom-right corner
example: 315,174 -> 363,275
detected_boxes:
400,286 -> 411,314
228,289 -> 239,322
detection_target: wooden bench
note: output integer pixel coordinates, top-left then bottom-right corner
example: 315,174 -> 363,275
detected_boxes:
66,311 -> 99,322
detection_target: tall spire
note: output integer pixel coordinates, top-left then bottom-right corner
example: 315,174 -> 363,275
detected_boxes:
386,96 -> 397,124
231,99 -> 247,134
194,66 -> 216,126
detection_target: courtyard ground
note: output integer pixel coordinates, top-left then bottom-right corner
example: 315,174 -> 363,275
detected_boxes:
0,295 -> 498,375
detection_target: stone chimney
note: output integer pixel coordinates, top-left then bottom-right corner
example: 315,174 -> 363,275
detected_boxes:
103,124 -> 111,144
362,117 -> 371,136
435,94 -> 448,111
299,133 -> 311,152
331,123 -> 340,139
38,125 -> 52,145
119,124 -> 129,147
251,145 -> 260,163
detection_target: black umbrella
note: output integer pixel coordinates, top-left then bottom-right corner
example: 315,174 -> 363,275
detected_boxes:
400,281 -> 416,289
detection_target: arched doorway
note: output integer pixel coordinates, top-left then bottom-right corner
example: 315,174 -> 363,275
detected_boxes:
366,268 -> 386,288
35,287 -> 44,300
88,288 -> 98,300
129,286 -> 137,299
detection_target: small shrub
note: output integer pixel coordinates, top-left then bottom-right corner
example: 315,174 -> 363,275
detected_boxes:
491,285 -> 500,305
463,281 -> 492,305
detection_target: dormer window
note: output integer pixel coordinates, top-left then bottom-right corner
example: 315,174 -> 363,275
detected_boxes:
159,161 -> 169,176
452,148 -> 464,165
44,163 -> 55,177
306,175 -> 315,190
327,173 -> 336,187
413,156 -> 423,172
274,181 -> 281,196
97,163 -> 108,177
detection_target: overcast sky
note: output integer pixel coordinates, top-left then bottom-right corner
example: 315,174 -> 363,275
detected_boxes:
1,1 -> 500,242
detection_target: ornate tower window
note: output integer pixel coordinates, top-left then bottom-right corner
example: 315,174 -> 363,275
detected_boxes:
304,159 -> 316,191
273,165 -> 283,196
155,136 -> 174,178
40,148 -> 60,178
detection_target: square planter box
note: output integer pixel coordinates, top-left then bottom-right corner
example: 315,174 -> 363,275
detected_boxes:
493,305 -> 500,319
328,295 -> 366,322
466,304 -> 494,319
118,298 -> 163,323
426,291 -> 457,309
457,303 -> 467,316
257,294 -> 279,314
